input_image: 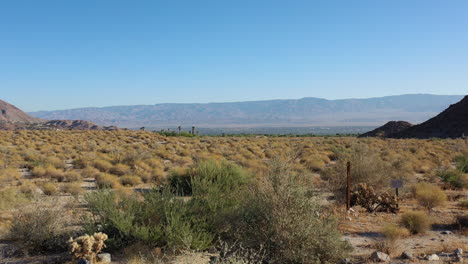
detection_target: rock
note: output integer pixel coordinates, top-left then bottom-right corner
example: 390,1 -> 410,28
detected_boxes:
341,258 -> 352,264
425,254 -> 439,261
440,230 -> 453,235
97,253 -> 112,263
401,251 -> 413,259
370,251 -> 390,262
454,248 -> 463,255
77,260 -> 91,264
346,216 -> 352,221
454,255 -> 463,262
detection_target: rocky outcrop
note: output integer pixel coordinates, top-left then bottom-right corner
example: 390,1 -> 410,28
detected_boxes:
0,100 -> 42,123
359,121 -> 413,138
390,95 -> 468,139
0,99 -> 118,131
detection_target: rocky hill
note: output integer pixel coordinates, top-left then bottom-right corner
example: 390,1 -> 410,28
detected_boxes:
0,99 -> 118,131
389,95 -> 468,139
29,94 -> 463,128
358,121 -> 413,138
0,100 -> 42,123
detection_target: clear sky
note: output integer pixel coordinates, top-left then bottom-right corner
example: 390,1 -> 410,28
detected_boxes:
1,0 -> 467,111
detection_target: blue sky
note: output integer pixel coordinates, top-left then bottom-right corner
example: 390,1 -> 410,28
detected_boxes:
1,0 -> 467,111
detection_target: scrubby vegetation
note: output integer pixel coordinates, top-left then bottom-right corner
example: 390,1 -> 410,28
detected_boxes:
0,130 -> 466,263
400,211 -> 431,234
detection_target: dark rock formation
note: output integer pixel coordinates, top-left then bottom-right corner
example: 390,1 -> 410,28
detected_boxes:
359,121 -> 413,138
390,95 -> 468,139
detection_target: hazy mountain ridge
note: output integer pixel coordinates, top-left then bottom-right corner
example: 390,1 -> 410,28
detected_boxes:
29,94 -> 464,128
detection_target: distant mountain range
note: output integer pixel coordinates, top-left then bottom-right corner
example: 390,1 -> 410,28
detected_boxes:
29,94 -> 464,128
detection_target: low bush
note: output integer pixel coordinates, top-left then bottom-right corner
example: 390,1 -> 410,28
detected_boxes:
0,188 -> 30,210
412,182 -> 447,210
41,182 -> 59,196
85,160 -> 352,263
454,154 -> 468,173
62,182 -> 83,196
455,214 -> 468,228
120,175 -> 142,186
9,207 -> 70,253
400,211 -> 431,234
381,223 -> 409,241
0,168 -> 21,181
95,173 -> 121,189
437,168 -> 467,189
64,171 -> 82,182
322,144 -> 402,202
110,163 -> 131,176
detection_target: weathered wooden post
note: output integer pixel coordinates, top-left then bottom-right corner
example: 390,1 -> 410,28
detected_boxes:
191,126 -> 195,135
346,161 -> 351,210
178,126 -> 181,134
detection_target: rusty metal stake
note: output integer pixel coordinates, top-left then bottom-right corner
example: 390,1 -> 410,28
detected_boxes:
346,161 -> 351,210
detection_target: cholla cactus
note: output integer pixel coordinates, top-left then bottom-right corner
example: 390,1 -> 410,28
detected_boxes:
68,232 -> 108,263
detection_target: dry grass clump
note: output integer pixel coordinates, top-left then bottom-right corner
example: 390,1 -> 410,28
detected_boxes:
93,159 -> 113,172
120,175 -> 143,186
41,182 -> 59,196
68,232 -> 108,263
81,166 -> 100,178
412,182 -> 447,210
0,168 -> 21,181
110,163 -> 131,176
381,223 -> 410,241
62,182 -> 84,196
95,173 -> 121,189
0,187 -> 30,210
400,211 -> 431,234
9,206 -> 70,253
64,171 -> 82,182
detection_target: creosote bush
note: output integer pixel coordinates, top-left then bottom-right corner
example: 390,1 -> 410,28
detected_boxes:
85,160 -> 352,263
322,144 -> 403,202
9,206 -> 71,253
400,211 -> 431,234
412,182 -> 447,210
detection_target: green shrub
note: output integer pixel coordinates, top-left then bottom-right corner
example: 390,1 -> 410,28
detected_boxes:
231,159 -> 353,264
322,144 -> 402,202
454,154 -> 468,173
400,211 -> 431,234
412,182 -> 447,210
0,188 -> 30,210
85,159 -> 352,263
437,168 -> 467,189
459,199 -> 468,208
9,207 -> 70,253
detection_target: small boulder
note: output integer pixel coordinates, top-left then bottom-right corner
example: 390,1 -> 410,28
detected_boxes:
425,254 -> 439,261
454,248 -> 463,255
440,230 -> 453,235
371,251 -> 390,262
341,258 -> 352,264
77,260 -> 91,264
401,251 -> 413,260
97,253 -> 112,263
